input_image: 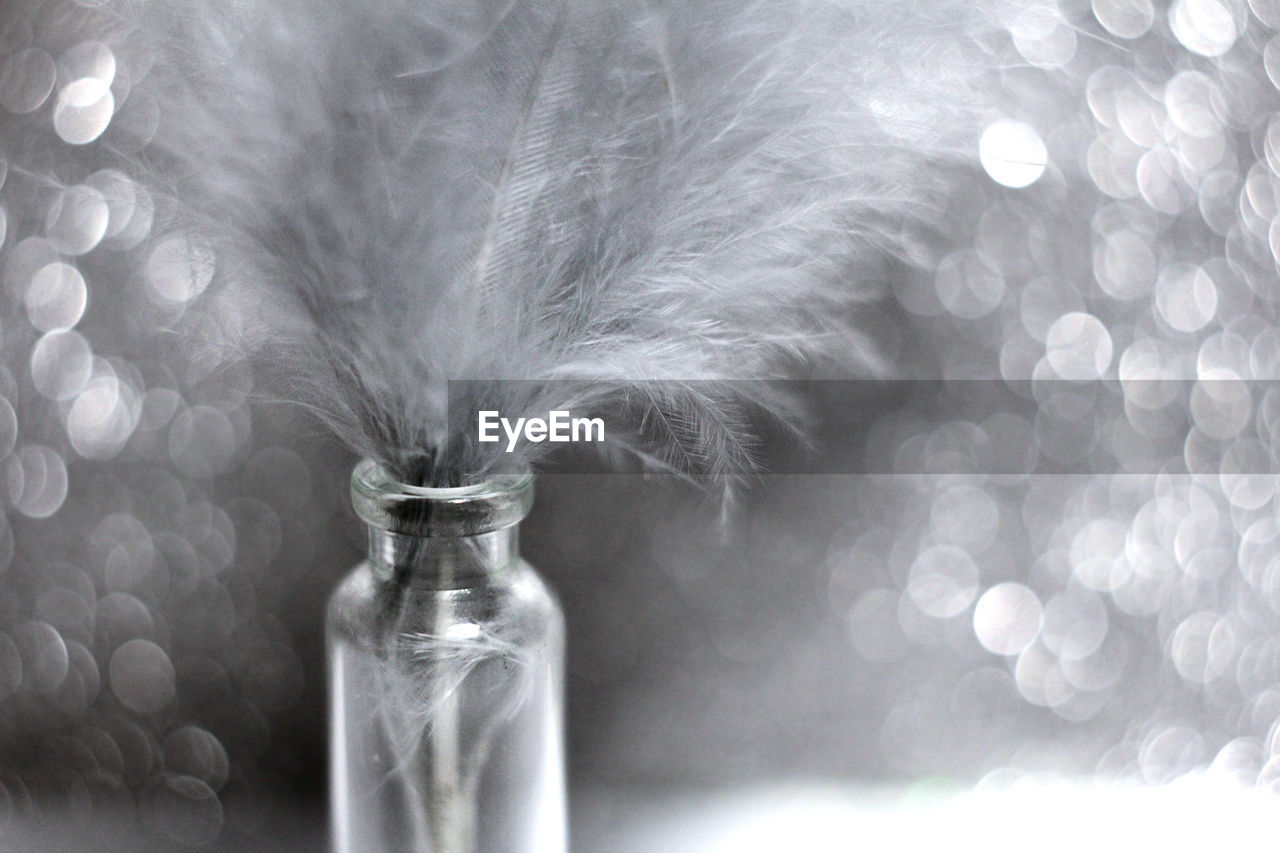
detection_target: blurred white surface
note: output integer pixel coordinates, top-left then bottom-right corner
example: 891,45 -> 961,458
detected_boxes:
573,777 -> 1280,853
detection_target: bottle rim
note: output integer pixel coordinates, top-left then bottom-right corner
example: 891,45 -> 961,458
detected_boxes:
350,459 -> 534,537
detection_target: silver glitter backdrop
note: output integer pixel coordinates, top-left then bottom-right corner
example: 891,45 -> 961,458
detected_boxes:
3,0 -> 1280,849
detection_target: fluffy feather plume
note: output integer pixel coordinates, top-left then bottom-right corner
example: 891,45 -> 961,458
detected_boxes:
134,0 -> 996,486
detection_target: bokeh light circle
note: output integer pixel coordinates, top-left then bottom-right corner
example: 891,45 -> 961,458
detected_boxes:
973,583 -> 1043,656
25,263 -> 88,332
53,78 -> 115,145
0,48 -> 56,114
1045,312 -> 1113,379
980,120 -> 1048,188
145,234 -> 216,305
31,330 -> 93,400
109,639 -> 176,713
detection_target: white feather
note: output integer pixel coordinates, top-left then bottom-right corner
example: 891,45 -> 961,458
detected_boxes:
134,0 -> 999,485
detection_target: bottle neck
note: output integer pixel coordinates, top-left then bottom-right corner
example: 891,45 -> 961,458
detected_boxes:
350,459 -> 533,588
366,523 -> 520,588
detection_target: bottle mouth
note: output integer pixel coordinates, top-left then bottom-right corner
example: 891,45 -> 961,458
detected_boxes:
351,459 -> 534,537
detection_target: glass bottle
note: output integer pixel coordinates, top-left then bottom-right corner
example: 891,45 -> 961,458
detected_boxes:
327,460 -> 565,853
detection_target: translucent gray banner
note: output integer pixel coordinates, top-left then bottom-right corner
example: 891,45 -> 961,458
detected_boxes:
444,379 -> 1280,477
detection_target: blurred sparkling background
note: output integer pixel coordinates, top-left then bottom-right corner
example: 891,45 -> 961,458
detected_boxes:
3,0 -> 1280,849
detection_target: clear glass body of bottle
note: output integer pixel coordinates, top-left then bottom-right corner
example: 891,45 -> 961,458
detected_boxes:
327,461 -> 565,853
